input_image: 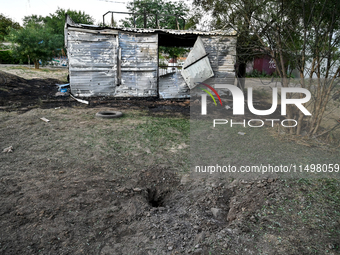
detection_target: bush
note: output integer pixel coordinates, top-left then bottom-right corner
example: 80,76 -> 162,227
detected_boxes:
0,50 -> 26,64
246,69 -> 270,78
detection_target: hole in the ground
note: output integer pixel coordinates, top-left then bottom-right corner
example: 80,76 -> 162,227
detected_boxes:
147,188 -> 164,207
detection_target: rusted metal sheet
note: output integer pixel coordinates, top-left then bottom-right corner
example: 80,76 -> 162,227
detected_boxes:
181,36 -> 214,89
67,30 -> 117,97
159,72 -> 189,99
114,33 -> 158,97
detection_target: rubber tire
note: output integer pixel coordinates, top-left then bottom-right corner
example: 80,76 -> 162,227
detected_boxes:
95,111 -> 123,119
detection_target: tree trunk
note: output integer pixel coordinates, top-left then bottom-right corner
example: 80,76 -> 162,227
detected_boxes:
236,62 -> 246,91
296,111 -> 305,135
34,61 -> 39,69
296,56 -> 306,136
276,32 -> 296,134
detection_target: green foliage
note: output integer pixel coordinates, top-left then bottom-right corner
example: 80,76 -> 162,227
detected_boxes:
23,15 -> 45,27
0,14 -> 21,41
22,8 -> 95,51
1,9 -> 94,65
0,50 -> 25,64
6,24 -> 63,69
121,0 -> 189,29
43,8 -> 94,35
246,70 -> 270,78
184,7 -> 204,30
192,0 -> 264,65
159,46 -> 189,59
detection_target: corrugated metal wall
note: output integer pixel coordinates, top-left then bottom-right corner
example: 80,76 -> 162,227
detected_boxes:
66,28 -> 236,98
159,35 -> 236,99
201,36 -> 236,85
159,72 -> 189,99
68,30 -> 117,97
114,33 -> 158,97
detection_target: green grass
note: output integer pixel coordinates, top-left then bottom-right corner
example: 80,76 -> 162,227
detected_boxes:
52,110 -> 191,173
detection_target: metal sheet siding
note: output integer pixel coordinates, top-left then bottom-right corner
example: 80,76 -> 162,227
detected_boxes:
68,30 -> 117,97
114,33 -> 158,97
159,72 -> 189,99
66,19 -> 237,99
201,36 -> 236,84
160,35 -> 236,98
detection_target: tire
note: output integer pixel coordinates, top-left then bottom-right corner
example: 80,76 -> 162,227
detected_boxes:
95,111 -> 123,119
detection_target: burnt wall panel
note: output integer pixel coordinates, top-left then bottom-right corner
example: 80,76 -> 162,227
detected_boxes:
116,72 -> 157,97
67,30 -> 117,97
201,36 -> 236,80
70,70 -> 116,96
159,72 -> 189,99
160,35 -> 236,98
68,32 -> 116,42
115,33 -> 158,97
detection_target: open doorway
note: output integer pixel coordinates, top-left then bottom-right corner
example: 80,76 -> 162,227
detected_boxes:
158,46 -> 189,76
157,32 -> 197,79
158,33 -> 215,98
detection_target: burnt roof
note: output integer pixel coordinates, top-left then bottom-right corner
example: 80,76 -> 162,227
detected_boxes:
65,15 -> 236,47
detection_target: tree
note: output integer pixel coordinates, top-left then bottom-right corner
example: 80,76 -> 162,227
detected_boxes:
159,46 -> 189,63
3,8 -> 93,68
23,8 -> 94,36
23,14 -> 45,27
6,24 -> 63,69
22,8 -> 95,51
44,8 -> 95,36
295,0 -> 340,135
193,0 -> 340,136
191,0 -> 265,90
0,14 -> 21,41
121,0 -> 189,29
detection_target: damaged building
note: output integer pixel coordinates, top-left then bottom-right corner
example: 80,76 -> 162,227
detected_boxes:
64,15 -> 237,99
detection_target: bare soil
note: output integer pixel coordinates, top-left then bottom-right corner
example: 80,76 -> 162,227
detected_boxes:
0,67 -> 339,255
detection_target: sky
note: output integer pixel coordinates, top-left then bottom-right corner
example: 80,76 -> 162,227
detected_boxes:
1,0 -> 193,27
0,0 -> 133,26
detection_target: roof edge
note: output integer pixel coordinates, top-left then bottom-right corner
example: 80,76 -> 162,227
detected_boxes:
65,14 -> 237,36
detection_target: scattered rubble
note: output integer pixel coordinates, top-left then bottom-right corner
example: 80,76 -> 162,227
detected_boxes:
2,146 -> 13,153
